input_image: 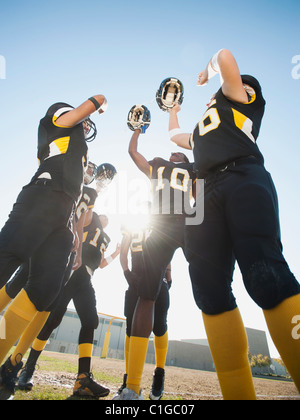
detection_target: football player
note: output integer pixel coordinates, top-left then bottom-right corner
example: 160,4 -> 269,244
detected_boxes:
114,212 -> 171,401
169,48 -> 300,399
0,162 -> 116,397
0,95 -> 107,400
116,128 -> 195,400
17,213 -> 120,399
0,161 -> 115,314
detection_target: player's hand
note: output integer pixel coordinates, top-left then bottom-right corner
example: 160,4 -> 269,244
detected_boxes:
169,103 -> 181,114
73,253 -> 82,271
72,232 -> 80,252
197,69 -> 209,86
124,269 -> 138,288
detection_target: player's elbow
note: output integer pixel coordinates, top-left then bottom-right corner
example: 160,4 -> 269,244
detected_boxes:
100,261 -> 107,269
218,49 -> 235,66
92,95 -> 106,105
170,134 -> 180,145
170,133 -> 192,150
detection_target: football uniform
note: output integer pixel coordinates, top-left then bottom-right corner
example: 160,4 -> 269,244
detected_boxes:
122,225 -> 170,338
190,75 -> 265,178
31,102 -> 88,202
186,76 -> 300,314
76,186 -> 98,221
82,212 -> 110,273
4,187 -> 99,305
33,212 -> 111,348
0,103 -> 88,310
149,157 -> 194,217
140,158 -> 195,301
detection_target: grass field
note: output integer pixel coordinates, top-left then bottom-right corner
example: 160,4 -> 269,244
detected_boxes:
9,350 -> 300,401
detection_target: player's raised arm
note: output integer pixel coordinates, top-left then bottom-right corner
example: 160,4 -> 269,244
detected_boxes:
128,129 -> 151,178
197,49 -> 248,103
56,95 -> 108,128
168,103 -> 192,150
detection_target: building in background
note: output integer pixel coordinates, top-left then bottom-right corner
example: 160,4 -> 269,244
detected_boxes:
17,308 -> 287,378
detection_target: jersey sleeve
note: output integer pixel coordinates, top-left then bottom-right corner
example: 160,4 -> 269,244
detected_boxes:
37,103 -> 75,163
45,103 -> 75,128
86,187 -> 98,209
219,82 -> 265,110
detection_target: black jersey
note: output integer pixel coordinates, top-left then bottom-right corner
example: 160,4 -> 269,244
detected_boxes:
82,212 -> 110,272
122,226 -> 151,274
30,103 -> 88,202
148,157 -> 195,217
190,75 -> 265,178
76,186 -> 98,221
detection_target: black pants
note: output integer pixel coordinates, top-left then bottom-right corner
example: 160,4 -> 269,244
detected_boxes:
0,184 -> 74,311
125,279 -> 170,337
140,216 -> 186,300
5,253 -> 76,312
186,160 -> 300,315
36,264 -> 99,344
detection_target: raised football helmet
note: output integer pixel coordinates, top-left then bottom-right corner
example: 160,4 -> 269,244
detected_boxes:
156,77 -> 184,112
127,105 -> 151,133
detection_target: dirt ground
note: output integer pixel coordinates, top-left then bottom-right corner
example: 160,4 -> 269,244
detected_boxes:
31,351 -> 299,401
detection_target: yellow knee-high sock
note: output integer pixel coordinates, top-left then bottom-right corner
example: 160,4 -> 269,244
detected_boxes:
202,308 -> 256,400
78,343 -> 93,374
11,310 -> 50,365
126,336 -> 149,395
0,289 -> 37,365
78,343 -> 93,360
32,338 -> 48,353
263,294 -> 300,392
154,331 -> 168,369
124,335 -> 130,374
0,286 -> 12,312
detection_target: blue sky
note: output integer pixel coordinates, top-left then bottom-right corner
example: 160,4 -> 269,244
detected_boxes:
0,0 -> 299,357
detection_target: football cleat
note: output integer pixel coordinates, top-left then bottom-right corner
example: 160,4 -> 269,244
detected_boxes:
0,356 -> 23,400
113,387 -> 144,400
73,372 -> 110,399
17,363 -> 36,391
149,367 -> 165,400
156,77 -> 184,112
112,373 -> 127,399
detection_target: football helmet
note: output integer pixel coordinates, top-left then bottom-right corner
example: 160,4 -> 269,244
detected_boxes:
127,105 -> 151,133
84,161 -> 98,185
156,77 -> 184,112
83,117 -> 97,142
96,163 -> 117,189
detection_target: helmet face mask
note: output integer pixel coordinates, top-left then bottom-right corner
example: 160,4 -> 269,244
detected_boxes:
156,78 -> 184,112
84,161 -> 98,185
83,117 -> 97,142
